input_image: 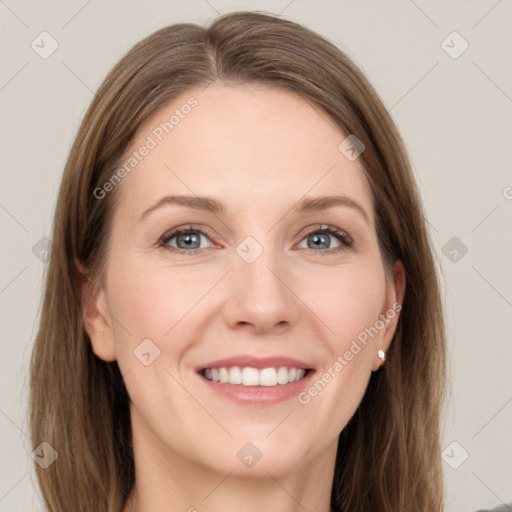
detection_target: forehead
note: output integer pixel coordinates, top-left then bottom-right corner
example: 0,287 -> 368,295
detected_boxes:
112,82 -> 374,223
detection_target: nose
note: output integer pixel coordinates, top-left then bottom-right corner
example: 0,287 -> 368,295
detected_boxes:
223,244 -> 301,335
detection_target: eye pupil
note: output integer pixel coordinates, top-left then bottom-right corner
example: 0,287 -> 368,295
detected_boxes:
177,233 -> 201,249
309,233 -> 330,249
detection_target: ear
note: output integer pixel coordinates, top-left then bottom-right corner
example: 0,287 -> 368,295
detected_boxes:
75,258 -> 117,362
372,259 -> 406,371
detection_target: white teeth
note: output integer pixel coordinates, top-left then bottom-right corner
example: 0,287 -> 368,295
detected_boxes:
229,366 -> 242,384
259,368 -> 277,386
276,366 -> 289,384
219,367 -> 229,383
242,367 -> 259,386
203,366 -> 307,386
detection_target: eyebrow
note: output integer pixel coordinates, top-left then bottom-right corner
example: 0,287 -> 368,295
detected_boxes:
138,194 -> 370,225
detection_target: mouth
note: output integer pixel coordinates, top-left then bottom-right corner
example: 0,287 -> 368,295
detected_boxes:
195,355 -> 315,405
200,366 -> 313,386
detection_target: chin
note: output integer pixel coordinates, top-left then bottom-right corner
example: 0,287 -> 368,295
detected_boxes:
201,436 -> 314,478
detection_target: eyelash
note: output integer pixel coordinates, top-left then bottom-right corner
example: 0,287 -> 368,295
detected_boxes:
158,224 -> 353,256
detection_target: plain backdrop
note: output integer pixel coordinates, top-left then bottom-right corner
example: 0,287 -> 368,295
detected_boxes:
0,1 -> 511,510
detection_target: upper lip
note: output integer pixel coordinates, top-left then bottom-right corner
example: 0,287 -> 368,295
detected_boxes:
196,355 -> 314,372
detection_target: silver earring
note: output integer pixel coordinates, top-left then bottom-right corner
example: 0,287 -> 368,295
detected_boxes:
377,349 -> 386,364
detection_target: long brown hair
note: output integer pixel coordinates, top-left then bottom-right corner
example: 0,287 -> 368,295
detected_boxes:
29,11 -> 446,511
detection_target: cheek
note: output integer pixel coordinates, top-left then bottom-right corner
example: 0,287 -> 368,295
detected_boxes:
302,263 -> 386,347
105,257 -> 222,371
109,253 -> 201,326
110,274 -> 169,339
299,266 -> 386,423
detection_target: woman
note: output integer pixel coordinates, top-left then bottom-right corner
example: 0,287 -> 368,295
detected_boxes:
29,11 -> 446,512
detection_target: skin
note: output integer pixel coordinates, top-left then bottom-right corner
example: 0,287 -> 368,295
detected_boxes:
82,82 -> 406,512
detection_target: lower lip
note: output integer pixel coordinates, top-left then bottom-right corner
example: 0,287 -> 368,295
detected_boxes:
198,371 -> 315,405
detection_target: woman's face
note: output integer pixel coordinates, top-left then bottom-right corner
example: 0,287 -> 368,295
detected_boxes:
84,82 -> 405,478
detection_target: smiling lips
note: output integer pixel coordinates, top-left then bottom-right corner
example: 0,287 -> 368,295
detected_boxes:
197,355 -> 313,389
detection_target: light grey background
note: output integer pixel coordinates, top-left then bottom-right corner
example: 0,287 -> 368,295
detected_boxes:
1,1 -> 511,510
